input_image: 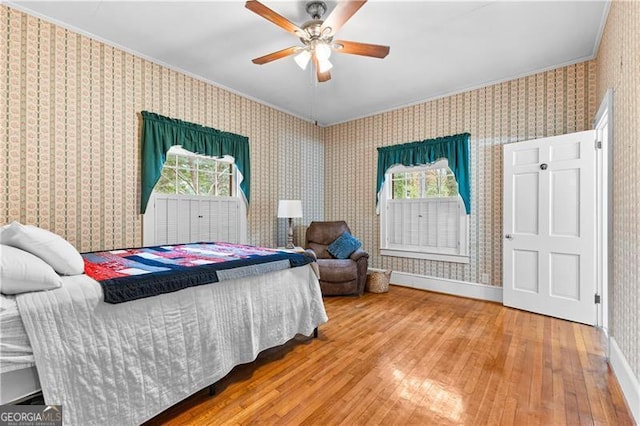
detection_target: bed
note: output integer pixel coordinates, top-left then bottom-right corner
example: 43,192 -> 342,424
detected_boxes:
0,294 -> 40,404
1,242 -> 327,425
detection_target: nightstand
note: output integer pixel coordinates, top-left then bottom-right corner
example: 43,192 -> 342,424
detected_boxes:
277,246 -> 305,253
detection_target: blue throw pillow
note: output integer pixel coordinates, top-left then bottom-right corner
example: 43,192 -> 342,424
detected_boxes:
327,232 -> 362,259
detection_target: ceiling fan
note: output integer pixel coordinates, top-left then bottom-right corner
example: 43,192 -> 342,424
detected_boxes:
246,0 -> 390,83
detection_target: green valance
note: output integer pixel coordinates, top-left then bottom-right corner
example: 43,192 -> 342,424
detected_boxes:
140,111 -> 250,214
376,133 -> 471,214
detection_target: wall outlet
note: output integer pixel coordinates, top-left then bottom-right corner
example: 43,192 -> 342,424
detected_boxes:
480,273 -> 490,284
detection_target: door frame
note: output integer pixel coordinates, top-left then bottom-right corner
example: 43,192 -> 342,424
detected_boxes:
594,88 -> 613,333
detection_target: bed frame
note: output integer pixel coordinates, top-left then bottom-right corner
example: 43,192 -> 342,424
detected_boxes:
0,366 -> 41,405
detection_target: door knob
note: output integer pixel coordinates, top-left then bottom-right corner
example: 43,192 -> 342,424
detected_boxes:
505,234 -> 513,240
539,163 -> 548,170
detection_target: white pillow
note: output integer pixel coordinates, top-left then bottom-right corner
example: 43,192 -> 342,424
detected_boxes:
0,221 -> 84,276
0,245 -> 62,295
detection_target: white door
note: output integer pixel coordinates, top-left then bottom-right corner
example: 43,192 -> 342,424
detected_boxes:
503,130 -> 597,325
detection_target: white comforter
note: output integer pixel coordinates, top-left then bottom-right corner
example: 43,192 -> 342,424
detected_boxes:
16,264 -> 327,425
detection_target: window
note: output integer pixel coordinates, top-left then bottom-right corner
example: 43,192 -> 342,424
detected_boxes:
380,160 -> 469,263
144,146 -> 246,247
391,167 -> 459,199
154,147 -> 234,197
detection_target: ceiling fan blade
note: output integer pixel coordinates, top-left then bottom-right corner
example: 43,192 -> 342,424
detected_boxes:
252,46 -> 299,65
317,69 -> 331,83
245,0 -> 303,35
334,40 -> 390,58
312,55 -> 331,83
321,0 -> 367,36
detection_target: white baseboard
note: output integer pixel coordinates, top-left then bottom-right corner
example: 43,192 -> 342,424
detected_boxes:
390,271 -> 503,303
609,337 -> 640,424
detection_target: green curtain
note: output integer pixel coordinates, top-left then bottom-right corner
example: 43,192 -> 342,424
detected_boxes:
376,133 -> 471,214
140,111 -> 250,214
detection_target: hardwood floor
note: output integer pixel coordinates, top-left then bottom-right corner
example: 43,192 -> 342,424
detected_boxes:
146,286 -> 633,425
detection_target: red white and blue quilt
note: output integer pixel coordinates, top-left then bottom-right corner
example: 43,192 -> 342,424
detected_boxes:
82,242 -> 313,304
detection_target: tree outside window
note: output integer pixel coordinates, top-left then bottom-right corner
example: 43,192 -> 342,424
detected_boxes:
391,167 -> 458,200
154,150 -> 233,197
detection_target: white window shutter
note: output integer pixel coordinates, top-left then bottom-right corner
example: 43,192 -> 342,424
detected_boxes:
167,198 -> 179,245
178,199 -> 192,244
154,197 -> 167,245
388,197 -> 461,254
144,195 -> 243,246
426,200 -> 438,247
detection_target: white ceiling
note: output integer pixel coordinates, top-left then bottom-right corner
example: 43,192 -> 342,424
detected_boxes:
9,1 -> 608,126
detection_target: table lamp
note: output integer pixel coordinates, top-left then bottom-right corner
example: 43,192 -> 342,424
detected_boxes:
277,200 -> 302,249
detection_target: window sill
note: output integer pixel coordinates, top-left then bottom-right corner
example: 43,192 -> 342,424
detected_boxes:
380,248 -> 470,264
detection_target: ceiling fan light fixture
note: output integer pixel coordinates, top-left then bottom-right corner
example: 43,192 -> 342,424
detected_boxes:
247,0 -> 390,83
318,58 -> 333,73
294,49 -> 312,70
314,42 -> 332,61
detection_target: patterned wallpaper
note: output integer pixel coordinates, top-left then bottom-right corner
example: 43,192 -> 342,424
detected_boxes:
0,5 -> 324,252
1,0 -> 636,397
596,0 -> 639,382
325,62 -> 597,287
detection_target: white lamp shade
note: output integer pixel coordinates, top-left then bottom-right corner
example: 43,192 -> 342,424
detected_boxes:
277,200 -> 303,218
315,42 -> 332,61
318,58 -> 333,73
294,50 -> 311,70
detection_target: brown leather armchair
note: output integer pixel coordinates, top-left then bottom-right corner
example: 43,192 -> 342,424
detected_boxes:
304,221 -> 369,296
